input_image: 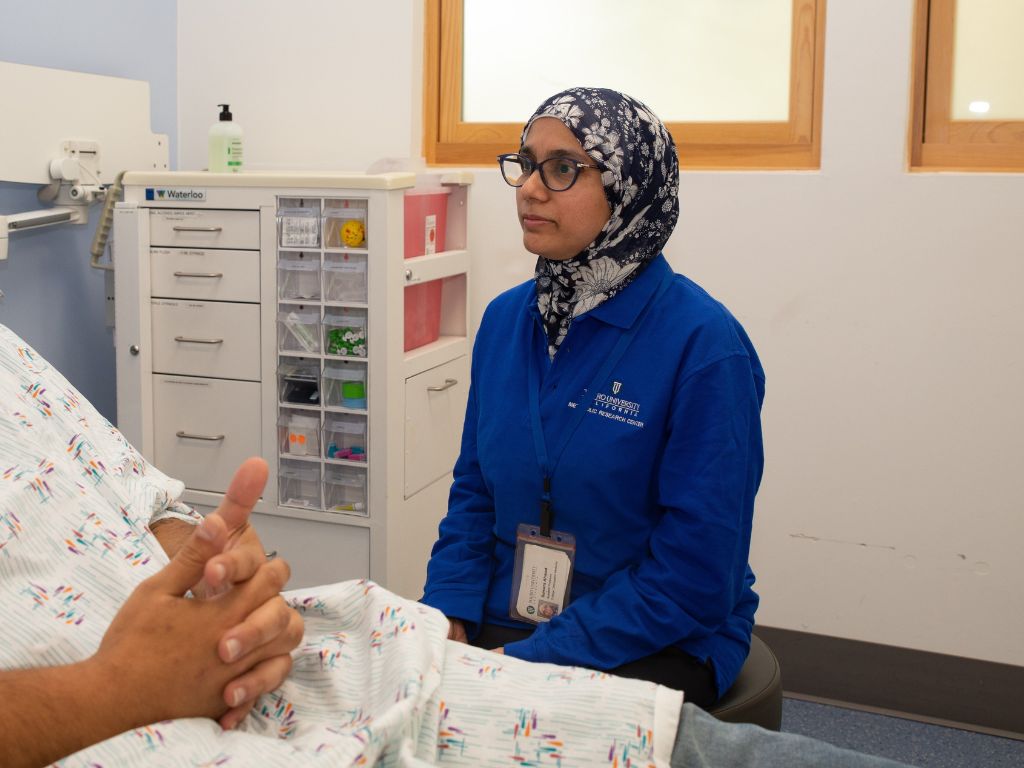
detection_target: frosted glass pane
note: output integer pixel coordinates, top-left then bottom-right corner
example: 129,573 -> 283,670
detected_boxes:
951,1 -> 1024,120
463,0 -> 792,123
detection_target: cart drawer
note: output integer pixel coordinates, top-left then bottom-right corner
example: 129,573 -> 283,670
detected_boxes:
151,300 -> 260,380
251,513 -> 369,590
404,355 -> 468,497
149,209 -> 259,250
151,247 -> 260,302
153,376 -> 261,494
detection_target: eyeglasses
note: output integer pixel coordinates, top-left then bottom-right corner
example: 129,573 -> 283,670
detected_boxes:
497,153 -> 601,192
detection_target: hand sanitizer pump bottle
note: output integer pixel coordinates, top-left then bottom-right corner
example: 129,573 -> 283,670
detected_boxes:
208,103 -> 243,172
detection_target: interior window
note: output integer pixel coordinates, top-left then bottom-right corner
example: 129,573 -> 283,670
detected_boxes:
910,0 -> 1024,171
424,0 -> 826,169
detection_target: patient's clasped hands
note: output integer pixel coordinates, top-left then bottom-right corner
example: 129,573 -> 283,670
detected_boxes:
92,457 -> 303,731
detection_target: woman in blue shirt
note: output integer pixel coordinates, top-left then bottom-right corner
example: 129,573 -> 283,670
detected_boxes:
421,87 -> 765,707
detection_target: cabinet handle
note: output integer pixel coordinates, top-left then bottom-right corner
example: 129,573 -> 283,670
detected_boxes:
427,378 -> 458,392
173,271 -> 224,279
176,431 -> 225,441
172,226 -> 223,232
174,336 -> 224,344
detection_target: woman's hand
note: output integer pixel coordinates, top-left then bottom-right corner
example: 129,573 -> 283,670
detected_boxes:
447,617 -> 468,642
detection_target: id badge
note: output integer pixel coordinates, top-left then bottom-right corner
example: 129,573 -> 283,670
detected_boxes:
509,523 -> 576,624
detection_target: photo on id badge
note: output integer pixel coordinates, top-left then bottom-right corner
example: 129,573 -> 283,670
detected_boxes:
509,523 -> 576,624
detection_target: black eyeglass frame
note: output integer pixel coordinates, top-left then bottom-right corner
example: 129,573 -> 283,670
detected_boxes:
496,152 -> 602,192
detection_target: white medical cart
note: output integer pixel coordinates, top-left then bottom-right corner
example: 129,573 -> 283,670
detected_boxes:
113,171 -> 471,597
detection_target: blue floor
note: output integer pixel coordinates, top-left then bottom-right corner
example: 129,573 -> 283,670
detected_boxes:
782,698 -> 1024,768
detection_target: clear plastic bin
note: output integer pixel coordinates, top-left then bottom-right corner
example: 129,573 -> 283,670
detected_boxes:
278,253 -> 321,301
278,410 -> 321,457
278,202 -> 320,248
323,362 -> 367,410
323,252 -> 368,303
278,307 -> 321,354
279,460 -> 321,509
324,199 -> 368,249
324,465 -> 367,515
324,309 -> 367,358
324,415 -> 367,461
278,358 -> 320,406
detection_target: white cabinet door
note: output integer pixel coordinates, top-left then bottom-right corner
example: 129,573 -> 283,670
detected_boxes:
404,355 -> 469,497
151,300 -> 261,380
153,376 -> 261,493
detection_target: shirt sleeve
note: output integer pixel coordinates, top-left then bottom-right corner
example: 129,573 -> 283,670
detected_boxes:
150,500 -> 203,527
420,375 -> 499,635
504,353 -> 764,670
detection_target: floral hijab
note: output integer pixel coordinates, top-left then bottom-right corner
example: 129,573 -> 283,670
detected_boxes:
524,87 -> 680,358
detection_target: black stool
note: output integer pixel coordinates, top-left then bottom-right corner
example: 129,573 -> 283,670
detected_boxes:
708,633 -> 783,730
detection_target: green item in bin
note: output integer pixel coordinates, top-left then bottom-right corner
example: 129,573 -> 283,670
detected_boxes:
327,326 -> 366,357
341,381 -> 365,399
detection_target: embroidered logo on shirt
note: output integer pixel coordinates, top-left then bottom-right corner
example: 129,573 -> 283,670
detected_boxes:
577,383 -> 645,428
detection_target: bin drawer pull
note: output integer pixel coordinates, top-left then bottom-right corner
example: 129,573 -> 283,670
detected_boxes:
173,271 -> 224,278
427,378 -> 458,392
174,336 -> 224,344
176,431 -> 225,441
172,226 -> 223,232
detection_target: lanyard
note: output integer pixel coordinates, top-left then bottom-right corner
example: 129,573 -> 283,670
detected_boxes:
528,271 -> 673,535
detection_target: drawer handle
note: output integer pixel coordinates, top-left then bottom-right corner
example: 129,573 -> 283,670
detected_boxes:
172,226 -> 223,232
176,431 -> 225,441
173,271 -> 224,279
174,336 -> 224,345
427,378 -> 459,392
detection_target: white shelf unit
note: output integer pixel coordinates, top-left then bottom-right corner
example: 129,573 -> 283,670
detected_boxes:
114,171 -> 471,597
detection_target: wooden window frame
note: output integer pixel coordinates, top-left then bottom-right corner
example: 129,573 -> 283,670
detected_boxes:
910,0 -> 1024,171
423,0 -> 826,169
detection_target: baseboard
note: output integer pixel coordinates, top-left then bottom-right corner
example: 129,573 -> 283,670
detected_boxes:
753,626 -> 1024,737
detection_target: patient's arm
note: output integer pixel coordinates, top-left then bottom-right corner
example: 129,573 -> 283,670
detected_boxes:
0,461 -> 304,767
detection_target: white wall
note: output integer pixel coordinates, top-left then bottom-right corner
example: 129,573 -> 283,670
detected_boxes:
684,3 -> 1023,667
178,0 -> 1023,668
177,0 -> 422,171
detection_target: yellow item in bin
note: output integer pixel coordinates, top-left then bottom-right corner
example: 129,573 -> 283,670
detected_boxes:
340,219 -> 366,248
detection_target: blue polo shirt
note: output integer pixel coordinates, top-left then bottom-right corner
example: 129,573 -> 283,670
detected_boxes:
421,255 -> 765,696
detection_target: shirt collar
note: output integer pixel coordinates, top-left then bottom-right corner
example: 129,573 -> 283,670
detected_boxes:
584,254 -> 670,329
525,253 -> 670,329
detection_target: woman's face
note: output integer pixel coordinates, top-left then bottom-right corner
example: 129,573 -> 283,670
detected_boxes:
516,117 -> 611,262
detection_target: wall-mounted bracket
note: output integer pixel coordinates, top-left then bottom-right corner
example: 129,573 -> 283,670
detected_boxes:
0,206 -> 88,260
